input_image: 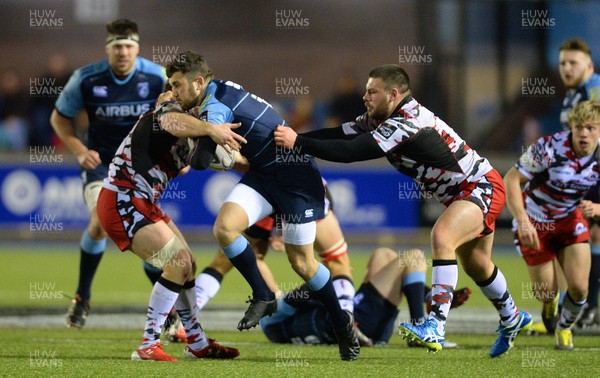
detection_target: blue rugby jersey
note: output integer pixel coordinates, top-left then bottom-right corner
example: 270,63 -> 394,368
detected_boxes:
560,72 -> 600,129
55,57 -> 166,165
190,80 -> 289,172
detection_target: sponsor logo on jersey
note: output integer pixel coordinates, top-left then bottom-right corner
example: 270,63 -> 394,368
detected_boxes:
95,103 -> 151,118
137,82 -> 149,98
93,86 -> 108,97
376,124 -> 397,139
305,209 -> 313,218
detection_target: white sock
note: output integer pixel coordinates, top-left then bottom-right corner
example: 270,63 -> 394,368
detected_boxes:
332,277 -> 355,313
175,284 -> 208,350
430,262 -> 458,334
195,273 -> 221,311
478,266 -> 518,326
557,293 -> 586,330
142,281 -> 180,348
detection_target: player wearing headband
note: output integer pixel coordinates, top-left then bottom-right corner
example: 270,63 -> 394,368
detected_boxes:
50,18 -> 166,329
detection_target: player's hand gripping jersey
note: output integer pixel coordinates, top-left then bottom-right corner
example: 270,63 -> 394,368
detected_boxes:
516,130 -> 600,222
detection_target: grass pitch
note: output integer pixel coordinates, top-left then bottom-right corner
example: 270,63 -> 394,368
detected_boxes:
5,328 -> 595,377
0,243 -> 596,376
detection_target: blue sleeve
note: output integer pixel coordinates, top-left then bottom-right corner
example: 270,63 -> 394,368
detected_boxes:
55,69 -> 84,118
586,74 -> 600,101
196,101 -> 234,124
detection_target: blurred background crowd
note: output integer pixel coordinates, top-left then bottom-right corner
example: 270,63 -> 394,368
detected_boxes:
0,0 -> 598,157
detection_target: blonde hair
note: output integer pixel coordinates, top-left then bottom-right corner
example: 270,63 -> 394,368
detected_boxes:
569,100 -> 600,127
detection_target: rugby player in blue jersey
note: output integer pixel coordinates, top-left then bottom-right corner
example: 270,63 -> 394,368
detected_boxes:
162,51 -> 360,361
50,19 -> 166,328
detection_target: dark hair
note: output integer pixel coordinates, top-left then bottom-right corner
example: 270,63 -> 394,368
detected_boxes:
368,64 -> 410,93
560,37 -> 592,57
106,19 -> 138,35
166,51 -> 213,80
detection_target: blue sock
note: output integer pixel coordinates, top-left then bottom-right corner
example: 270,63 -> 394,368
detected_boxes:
224,236 -> 273,301
402,271 -> 426,323
76,230 -> 107,301
307,263 -> 348,328
588,245 -> 600,307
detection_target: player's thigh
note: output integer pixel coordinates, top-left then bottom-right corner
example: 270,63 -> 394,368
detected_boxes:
364,247 -> 398,283
167,220 -> 191,252
84,181 -> 107,238
131,220 -> 179,261
367,255 -> 404,305
314,211 -> 344,252
557,243 -> 591,297
216,183 -> 273,236
431,200 -> 486,253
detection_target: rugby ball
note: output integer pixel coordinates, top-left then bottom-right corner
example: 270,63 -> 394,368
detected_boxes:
209,145 -> 237,171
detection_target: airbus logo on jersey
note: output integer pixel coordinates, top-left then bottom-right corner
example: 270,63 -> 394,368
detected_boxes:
95,103 -> 151,118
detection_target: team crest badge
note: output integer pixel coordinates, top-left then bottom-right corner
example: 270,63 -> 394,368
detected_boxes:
137,82 -> 149,98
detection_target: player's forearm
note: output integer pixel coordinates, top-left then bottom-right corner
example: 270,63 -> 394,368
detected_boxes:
503,167 -> 529,223
300,126 -> 353,140
160,112 -> 216,138
295,132 -> 385,163
50,109 -> 88,156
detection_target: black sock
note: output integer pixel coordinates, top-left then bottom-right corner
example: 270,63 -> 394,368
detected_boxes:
229,243 -> 274,301
403,282 -> 425,323
423,285 -> 432,303
312,278 -> 348,329
76,250 -> 103,301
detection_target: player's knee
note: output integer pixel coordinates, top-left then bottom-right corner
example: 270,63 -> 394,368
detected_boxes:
568,286 -> 588,302
373,247 -> 396,261
213,220 -> 239,245
430,226 -> 451,253
167,251 -> 193,278
87,221 -> 107,239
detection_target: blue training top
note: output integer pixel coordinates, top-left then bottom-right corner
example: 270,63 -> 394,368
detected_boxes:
55,57 -> 166,165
